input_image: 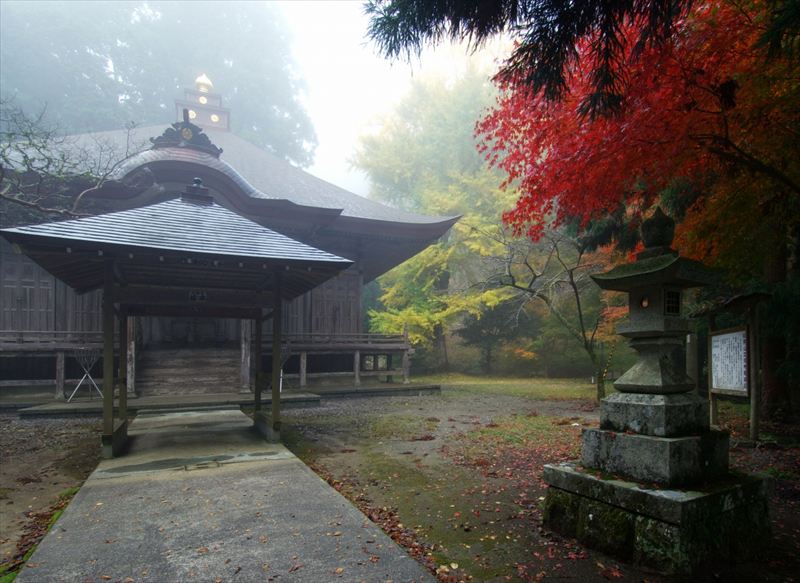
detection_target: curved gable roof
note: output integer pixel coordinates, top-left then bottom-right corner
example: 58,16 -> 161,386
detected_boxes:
75,125 -> 456,226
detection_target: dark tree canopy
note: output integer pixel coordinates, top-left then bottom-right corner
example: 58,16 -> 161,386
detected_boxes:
366,0 -> 694,116
0,1 -> 316,166
455,300 -> 532,374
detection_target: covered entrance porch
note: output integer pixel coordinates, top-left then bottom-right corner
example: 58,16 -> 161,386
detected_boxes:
1,179 -> 352,456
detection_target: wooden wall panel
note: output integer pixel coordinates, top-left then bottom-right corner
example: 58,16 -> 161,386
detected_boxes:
2,239 -> 364,340
310,269 -> 361,334
1,240 -> 55,331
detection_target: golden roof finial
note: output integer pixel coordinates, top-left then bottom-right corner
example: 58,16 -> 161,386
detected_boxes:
195,73 -> 213,93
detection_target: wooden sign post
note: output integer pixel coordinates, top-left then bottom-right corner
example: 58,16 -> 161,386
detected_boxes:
708,325 -> 759,440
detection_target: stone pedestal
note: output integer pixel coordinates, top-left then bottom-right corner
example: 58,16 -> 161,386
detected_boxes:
543,463 -> 771,574
580,392 -> 730,486
600,392 -> 708,436
581,428 -> 729,486
544,391 -> 770,573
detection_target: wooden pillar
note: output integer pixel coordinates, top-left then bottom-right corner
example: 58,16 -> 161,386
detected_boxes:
402,323 -> 410,384
240,319 -> 252,392
118,306 -> 128,422
55,351 -> 65,401
102,263 -> 115,436
386,354 -> 394,383
270,288 -> 282,435
748,308 -> 760,441
707,332 -> 718,426
299,351 -> 307,388
126,316 -> 136,397
354,350 -> 361,387
253,314 -> 263,412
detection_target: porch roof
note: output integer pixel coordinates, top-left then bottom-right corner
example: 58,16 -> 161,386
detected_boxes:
0,188 -> 353,307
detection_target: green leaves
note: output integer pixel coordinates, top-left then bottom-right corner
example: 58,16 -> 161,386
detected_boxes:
356,70 -> 520,348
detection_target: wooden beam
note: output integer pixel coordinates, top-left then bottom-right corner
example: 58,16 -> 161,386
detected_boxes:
299,351 -> 307,388
748,309 -> 760,441
402,323 -> 410,384
125,305 -> 261,320
253,316 -> 263,411
386,354 -> 394,383
126,316 -> 136,397
240,320 -> 252,392
55,351 -> 65,401
102,260 -> 115,437
354,350 -> 361,387
111,285 -> 272,308
118,306 -> 128,422
271,278 -> 282,436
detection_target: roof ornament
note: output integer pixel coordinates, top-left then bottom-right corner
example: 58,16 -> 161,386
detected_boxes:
150,109 -> 223,158
195,73 -> 213,93
181,177 -> 214,205
637,206 -> 677,260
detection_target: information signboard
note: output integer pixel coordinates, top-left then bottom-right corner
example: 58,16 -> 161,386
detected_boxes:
710,327 -> 749,396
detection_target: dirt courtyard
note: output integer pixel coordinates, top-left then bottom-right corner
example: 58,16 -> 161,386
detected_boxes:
0,413 -> 101,571
1,376 -> 798,582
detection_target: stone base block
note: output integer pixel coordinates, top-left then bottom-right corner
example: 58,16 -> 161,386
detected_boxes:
253,411 -> 281,443
101,419 -> 129,459
543,462 -> 771,574
582,428 -> 728,486
600,392 -> 709,437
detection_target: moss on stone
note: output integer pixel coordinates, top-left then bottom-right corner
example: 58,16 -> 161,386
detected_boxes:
543,488 -> 580,538
577,499 -> 634,559
634,517 -> 690,574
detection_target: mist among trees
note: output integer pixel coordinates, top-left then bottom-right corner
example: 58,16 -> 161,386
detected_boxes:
0,0 -> 316,166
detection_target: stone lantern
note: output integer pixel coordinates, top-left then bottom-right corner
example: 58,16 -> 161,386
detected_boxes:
541,207 -> 770,574
585,206 -> 726,485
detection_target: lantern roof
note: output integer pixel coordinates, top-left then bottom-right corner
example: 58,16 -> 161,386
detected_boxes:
591,207 -> 715,291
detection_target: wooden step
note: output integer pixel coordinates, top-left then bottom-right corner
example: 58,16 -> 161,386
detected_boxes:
136,347 -> 244,397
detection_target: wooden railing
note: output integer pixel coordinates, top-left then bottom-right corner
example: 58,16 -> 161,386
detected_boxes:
0,331 -> 105,351
264,333 -> 409,352
1,331 -> 407,348
2,330 -> 413,391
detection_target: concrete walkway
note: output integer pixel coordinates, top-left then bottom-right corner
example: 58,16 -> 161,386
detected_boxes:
16,409 -> 433,583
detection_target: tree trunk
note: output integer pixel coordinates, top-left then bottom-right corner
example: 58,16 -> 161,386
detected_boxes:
586,346 -> 605,401
595,367 -> 606,401
762,244 -> 790,419
436,326 -> 450,372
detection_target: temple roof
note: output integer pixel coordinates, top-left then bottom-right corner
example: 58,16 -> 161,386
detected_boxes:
73,125 -> 456,227
3,197 -> 350,263
1,195 -> 352,299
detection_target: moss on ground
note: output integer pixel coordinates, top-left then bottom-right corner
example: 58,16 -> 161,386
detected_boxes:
418,374 -> 600,400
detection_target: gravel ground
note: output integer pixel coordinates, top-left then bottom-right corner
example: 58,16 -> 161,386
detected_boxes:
0,413 -> 101,564
3,386 -> 796,582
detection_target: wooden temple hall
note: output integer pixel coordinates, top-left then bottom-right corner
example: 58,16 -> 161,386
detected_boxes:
0,75 -> 457,453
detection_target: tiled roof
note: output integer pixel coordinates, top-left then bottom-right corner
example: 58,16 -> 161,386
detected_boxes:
73,126 -> 456,226
2,197 -> 351,264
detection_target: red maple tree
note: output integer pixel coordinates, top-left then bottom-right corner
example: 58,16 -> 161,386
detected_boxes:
478,0 -> 799,270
